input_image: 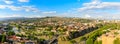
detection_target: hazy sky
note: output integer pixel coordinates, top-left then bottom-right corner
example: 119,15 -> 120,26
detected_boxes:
0,0 -> 120,19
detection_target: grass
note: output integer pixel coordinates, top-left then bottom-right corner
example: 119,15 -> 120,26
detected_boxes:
72,23 -> 119,44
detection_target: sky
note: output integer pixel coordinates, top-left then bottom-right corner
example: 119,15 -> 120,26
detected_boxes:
0,0 -> 120,19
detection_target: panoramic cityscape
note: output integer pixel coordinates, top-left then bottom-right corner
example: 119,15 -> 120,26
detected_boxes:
0,0 -> 120,44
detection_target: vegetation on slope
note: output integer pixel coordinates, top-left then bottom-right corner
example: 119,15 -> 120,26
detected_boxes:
114,38 -> 120,44
72,23 -> 120,44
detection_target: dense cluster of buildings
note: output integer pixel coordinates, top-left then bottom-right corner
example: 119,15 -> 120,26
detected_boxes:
0,23 -> 36,44
0,17 -> 105,44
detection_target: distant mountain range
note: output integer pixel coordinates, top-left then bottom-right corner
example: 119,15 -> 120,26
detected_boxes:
0,16 -> 119,22
0,17 -> 26,21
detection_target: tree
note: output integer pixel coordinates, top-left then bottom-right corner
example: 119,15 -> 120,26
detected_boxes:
49,32 -> 54,36
46,26 -> 53,31
86,38 -> 93,44
0,35 -> 6,42
7,31 -> 15,36
37,38 -> 45,44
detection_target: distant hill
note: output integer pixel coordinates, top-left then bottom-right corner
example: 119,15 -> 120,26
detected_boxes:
0,17 -> 26,21
0,16 -> 95,23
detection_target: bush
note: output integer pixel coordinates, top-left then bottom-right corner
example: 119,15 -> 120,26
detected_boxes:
94,40 -> 102,44
7,31 -> 15,36
80,36 -> 86,41
86,38 -> 93,44
49,32 -> 54,36
114,32 -> 119,35
86,24 -> 117,44
114,38 -> 120,44
70,40 -> 77,44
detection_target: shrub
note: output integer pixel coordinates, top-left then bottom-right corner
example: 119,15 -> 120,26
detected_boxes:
114,38 -> 120,44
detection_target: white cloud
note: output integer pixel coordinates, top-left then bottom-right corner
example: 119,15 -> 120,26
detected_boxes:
0,5 -> 7,9
23,6 -> 40,12
84,0 -> 101,5
11,14 -> 21,17
18,0 -> 29,2
42,11 -> 56,14
76,0 -> 120,19
8,6 -> 23,11
84,14 -> 91,18
0,5 -> 40,12
78,0 -> 120,12
4,0 -> 14,4
0,14 -> 22,18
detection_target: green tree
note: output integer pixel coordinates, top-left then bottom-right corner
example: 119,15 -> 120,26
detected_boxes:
0,35 -> 6,42
49,32 -> 54,36
7,31 -> 15,36
86,38 -> 94,44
